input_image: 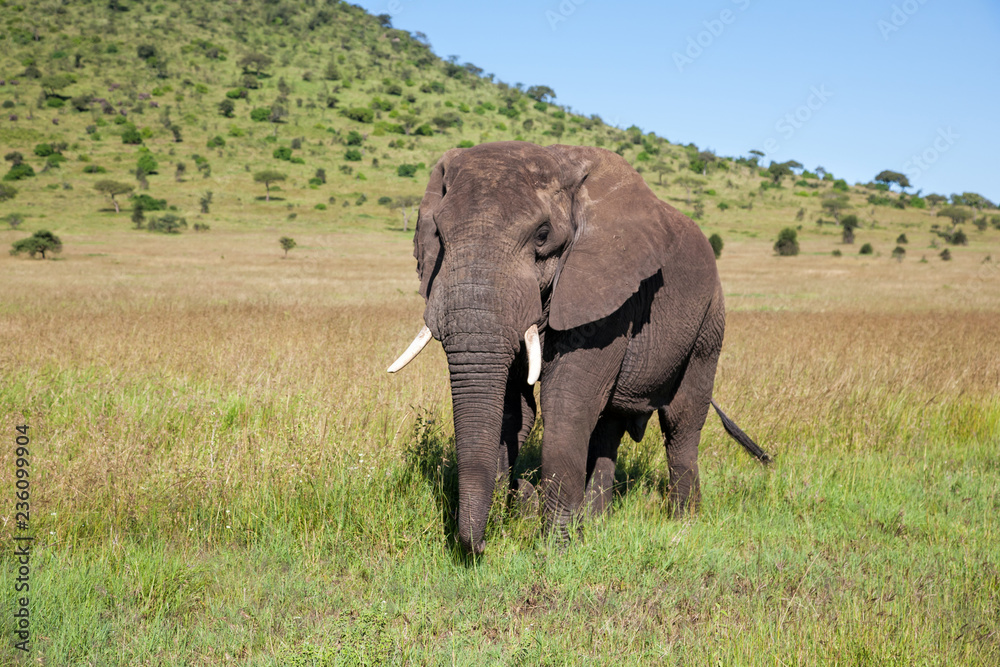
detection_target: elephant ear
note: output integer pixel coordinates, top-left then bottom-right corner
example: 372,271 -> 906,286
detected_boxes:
414,148 -> 463,299
546,145 -> 678,331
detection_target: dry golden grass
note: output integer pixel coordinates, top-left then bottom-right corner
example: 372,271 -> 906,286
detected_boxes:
1,225 -> 998,664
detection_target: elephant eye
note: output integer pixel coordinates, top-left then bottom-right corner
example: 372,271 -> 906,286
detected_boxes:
534,222 -> 551,248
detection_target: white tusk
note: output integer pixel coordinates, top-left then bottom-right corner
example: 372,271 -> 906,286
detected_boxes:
525,324 -> 541,386
387,326 -> 433,373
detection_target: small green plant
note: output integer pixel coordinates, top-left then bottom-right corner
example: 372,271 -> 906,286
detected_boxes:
207,135 -> 226,149
708,233 -> 723,259
832,249 -> 842,257
859,243 -> 873,255
397,164 -> 418,177
10,229 -> 62,259
457,140 -> 474,148
273,146 -> 293,161
344,149 -> 362,162
774,227 -> 800,256
896,233 -> 908,244
940,248 -> 952,261
250,107 -> 270,122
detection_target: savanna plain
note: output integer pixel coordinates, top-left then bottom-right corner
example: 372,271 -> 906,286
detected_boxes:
2,219 -> 999,665
1,0 -> 999,662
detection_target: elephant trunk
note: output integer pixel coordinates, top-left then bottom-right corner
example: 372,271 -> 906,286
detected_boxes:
445,349 -> 510,554
430,252 -> 525,554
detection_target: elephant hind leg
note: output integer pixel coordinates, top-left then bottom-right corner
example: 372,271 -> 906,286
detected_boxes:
658,349 -> 720,516
583,415 -> 627,518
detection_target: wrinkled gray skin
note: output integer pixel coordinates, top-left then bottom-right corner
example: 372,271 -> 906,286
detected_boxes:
409,141 -> 764,555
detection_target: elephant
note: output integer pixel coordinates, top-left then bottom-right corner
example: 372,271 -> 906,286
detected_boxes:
388,141 -> 770,555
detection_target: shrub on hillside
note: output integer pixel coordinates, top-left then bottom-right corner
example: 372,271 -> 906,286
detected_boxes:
344,149 -> 362,162
397,164 -> 418,177
131,194 -> 167,211
774,227 -> 800,256
121,125 -> 143,144
207,136 -> 226,149
342,107 -> 374,123
3,163 -> 36,181
859,243 -> 873,255
708,233 -> 723,259
273,146 -> 293,161
250,107 -> 270,122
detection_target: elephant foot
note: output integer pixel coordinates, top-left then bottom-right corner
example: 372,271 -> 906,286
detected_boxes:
512,478 -> 539,516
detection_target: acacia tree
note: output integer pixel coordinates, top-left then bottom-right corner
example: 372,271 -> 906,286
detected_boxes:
389,195 -> 421,232
525,85 -> 556,103
673,175 -> 705,206
874,170 -> 910,192
279,236 -> 296,257
94,180 -> 134,213
10,229 -> 62,259
239,53 -> 272,76
821,192 -> 851,222
253,170 -> 286,201
937,206 -> 972,226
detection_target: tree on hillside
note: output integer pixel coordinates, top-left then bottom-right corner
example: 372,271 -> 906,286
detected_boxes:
821,192 -> 851,222
767,160 -> 794,184
840,213 -> 860,244
925,194 -> 948,207
673,175 -> 706,206
389,195 -> 422,232
40,74 -> 75,98
94,180 -> 134,213
253,170 -> 286,202
0,183 -> 17,203
239,53 -> 272,76
525,85 -> 556,103
747,149 -> 765,167
874,170 -> 910,192
279,236 -> 296,257
651,162 -> 674,185
956,192 -> 995,210
937,206 -> 972,226
218,99 -> 235,118
10,230 -> 62,259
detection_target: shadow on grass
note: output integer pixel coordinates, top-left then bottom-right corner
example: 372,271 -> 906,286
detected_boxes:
254,196 -> 286,202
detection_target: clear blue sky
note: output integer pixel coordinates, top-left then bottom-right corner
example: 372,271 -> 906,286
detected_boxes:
353,0 -> 1000,202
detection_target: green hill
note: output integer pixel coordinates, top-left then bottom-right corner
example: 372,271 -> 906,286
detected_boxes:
3,0 -> 996,250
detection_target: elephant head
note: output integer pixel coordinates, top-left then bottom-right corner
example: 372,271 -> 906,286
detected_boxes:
389,142 -> 679,553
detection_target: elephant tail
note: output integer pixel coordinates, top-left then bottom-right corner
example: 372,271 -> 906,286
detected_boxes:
710,399 -> 771,464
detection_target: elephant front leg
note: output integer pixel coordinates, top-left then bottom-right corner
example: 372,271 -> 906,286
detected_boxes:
583,415 -> 626,517
538,384 -> 614,535
499,366 -> 538,512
